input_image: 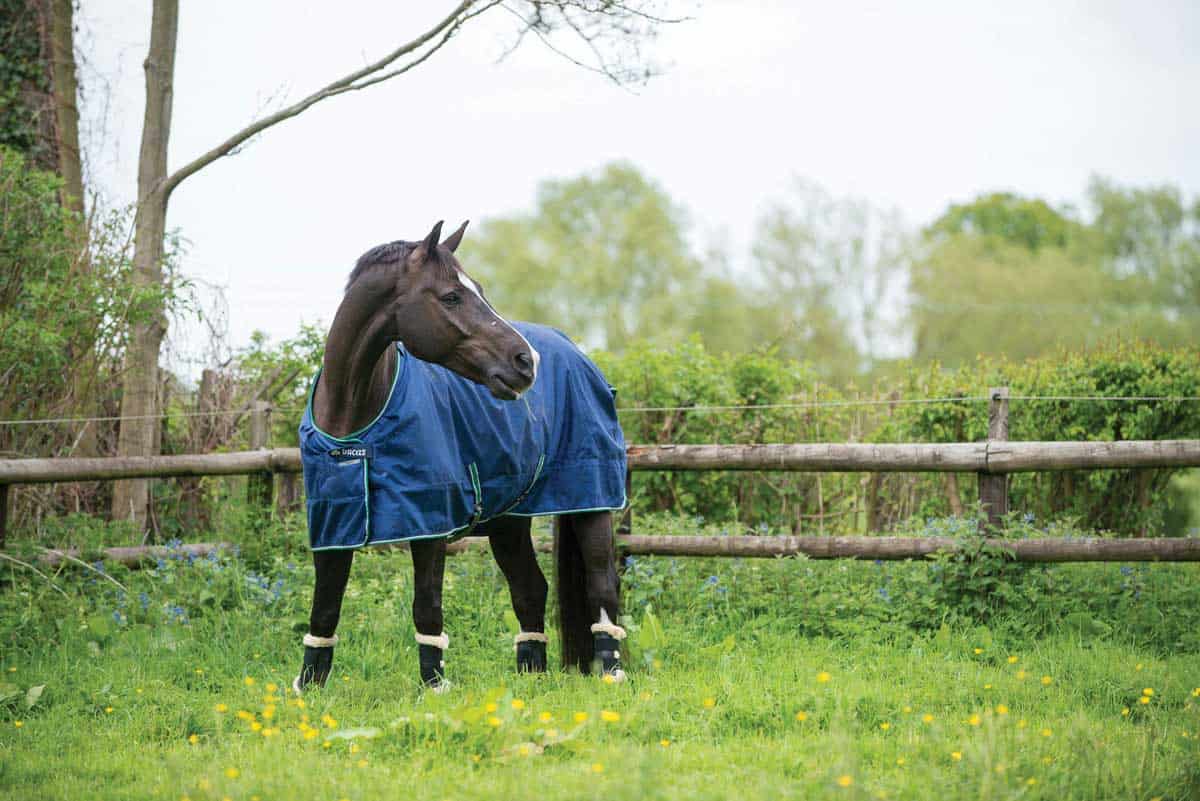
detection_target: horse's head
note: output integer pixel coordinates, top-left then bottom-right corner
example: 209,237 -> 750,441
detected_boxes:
353,221 -> 538,400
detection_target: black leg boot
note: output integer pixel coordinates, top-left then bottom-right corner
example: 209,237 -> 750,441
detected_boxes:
515,633 -> 548,673
592,632 -> 626,682
293,633 -> 337,693
416,632 -> 449,692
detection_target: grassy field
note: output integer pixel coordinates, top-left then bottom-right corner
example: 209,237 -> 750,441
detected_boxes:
1,515 -> 1199,800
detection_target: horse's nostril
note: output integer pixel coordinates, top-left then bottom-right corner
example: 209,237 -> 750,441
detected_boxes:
514,351 -> 533,373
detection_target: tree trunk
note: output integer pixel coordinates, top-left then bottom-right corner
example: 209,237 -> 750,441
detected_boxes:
111,0 -> 178,530
47,0 -> 82,213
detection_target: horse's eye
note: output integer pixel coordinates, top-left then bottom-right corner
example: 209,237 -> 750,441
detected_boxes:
440,292 -> 461,307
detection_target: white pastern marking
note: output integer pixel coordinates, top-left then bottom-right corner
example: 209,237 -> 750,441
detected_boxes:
598,608 -> 613,627
458,269 -> 540,393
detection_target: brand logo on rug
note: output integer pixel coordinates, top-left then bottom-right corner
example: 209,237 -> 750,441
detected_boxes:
329,445 -> 373,461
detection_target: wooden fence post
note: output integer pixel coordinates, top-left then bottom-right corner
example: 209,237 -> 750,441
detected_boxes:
248,401 -> 273,514
978,387 -> 1010,530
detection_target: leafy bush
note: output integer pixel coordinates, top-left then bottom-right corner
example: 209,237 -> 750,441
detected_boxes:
596,338 -> 1200,535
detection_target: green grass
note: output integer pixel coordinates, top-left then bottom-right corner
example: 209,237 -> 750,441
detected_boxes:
1,520 -> 1199,800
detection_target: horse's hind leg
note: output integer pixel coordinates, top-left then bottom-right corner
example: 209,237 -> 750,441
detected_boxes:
556,510 -> 625,680
295,549 -> 354,693
409,537 -> 450,691
486,516 -> 549,673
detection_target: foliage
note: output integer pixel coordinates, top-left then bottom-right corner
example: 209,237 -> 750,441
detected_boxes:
882,341 -> 1200,533
911,182 -> 1200,365
1,515 -> 1199,800
465,162 -> 706,352
750,180 -> 909,379
0,0 -> 50,164
594,336 -> 1200,535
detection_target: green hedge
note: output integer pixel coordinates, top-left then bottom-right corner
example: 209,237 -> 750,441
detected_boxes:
594,339 -> 1200,536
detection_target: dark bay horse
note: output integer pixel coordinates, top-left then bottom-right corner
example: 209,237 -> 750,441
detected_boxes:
294,221 -> 627,693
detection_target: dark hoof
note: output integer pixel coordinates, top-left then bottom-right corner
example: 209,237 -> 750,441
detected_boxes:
419,643 -> 447,690
295,645 -> 334,692
516,640 -> 547,673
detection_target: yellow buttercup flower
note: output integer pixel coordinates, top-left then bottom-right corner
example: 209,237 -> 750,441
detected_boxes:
660,739 -> 670,747
880,722 -> 890,731
1041,728 -> 1052,737
485,702 -> 498,713
357,759 -> 368,768
973,648 -> 983,655
896,757 -> 906,766
261,706 -> 275,720
902,705 -> 912,714
1142,688 -> 1154,697
573,711 -> 588,723
795,710 -> 808,722
968,714 -> 981,726
816,672 -> 831,683
214,703 -> 228,713
1121,707 -> 1130,716
265,682 -> 278,693
13,721 -> 23,728
104,706 -> 114,714
836,775 -> 853,788
1138,696 -> 1150,705
702,697 -> 716,709
243,677 -> 255,687
538,711 -> 553,723
922,714 -> 934,724
1007,655 -> 1018,664
224,768 -> 239,779
511,699 -> 525,711
187,734 -> 199,745
487,716 -> 502,727
591,763 -> 604,774
995,704 -> 1009,715
349,743 -> 360,754
250,721 -> 263,732
951,751 -> 962,761
1015,670 -> 1027,680
600,710 -> 620,723
1041,676 -> 1052,686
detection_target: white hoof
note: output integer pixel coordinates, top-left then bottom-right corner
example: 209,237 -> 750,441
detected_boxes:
292,675 -> 304,694
430,680 -> 452,695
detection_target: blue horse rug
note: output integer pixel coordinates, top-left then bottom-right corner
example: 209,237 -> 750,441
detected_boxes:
299,322 -> 627,551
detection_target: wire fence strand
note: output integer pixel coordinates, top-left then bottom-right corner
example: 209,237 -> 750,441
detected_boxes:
4,395 -> 1200,427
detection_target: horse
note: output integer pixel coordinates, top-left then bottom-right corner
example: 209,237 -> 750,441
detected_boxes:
294,220 -> 628,693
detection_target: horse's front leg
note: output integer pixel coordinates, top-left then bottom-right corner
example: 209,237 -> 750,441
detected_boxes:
294,549 -> 354,693
410,537 -> 450,691
485,517 -> 549,673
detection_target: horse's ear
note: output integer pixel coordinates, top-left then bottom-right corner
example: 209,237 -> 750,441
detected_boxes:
442,220 -> 469,253
407,220 -> 444,268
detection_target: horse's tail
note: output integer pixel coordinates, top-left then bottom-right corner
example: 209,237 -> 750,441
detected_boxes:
554,515 -> 594,673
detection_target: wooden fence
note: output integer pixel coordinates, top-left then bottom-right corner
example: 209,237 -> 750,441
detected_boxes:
2,390 -> 1200,561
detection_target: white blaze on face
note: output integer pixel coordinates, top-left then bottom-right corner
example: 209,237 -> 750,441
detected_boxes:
458,269 -> 540,390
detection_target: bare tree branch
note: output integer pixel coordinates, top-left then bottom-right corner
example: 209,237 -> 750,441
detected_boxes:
161,1 -> 481,199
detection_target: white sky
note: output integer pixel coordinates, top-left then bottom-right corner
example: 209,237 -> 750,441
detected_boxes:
78,1 -> 1200,367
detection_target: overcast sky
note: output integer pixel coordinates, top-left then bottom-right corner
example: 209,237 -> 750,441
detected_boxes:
78,1 -> 1199,368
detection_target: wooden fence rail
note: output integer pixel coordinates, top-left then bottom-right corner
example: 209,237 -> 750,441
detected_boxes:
4,439 -> 1200,485
3,386 -> 1200,559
